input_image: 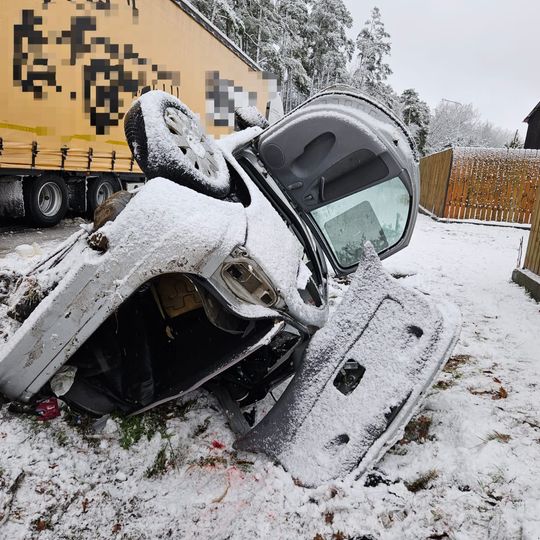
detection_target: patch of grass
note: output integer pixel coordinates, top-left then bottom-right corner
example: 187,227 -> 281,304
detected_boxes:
386,444 -> 408,456
117,415 -> 147,449
332,533 -> 347,540
193,417 -> 211,437
25,415 -> 50,435
434,380 -> 454,390
226,451 -> 254,472
234,459 -> 254,472
363,472 -> 393,488
116,409 -> 169,450
468,386 -> 508,400
112,399 -> 200,451
391,271 -> 416,279
488,468 -> 507,485
436,354 -> 473,390
313,535 -> 374,540
32,517 -> 51,532
493,386 -> 508,400
144,440 -> 187,478
116,399 -> 198,450
405,469 -> 439,493
171,399 -> 196,420
62,408 -> 100,447
193,455 -> 227,468
63,408 -> 94,433
399,415 -> 432,445
145,446 -> 169,478
443,354 -> 473,373
483,431 -> 511,444
54,429 -> 69,447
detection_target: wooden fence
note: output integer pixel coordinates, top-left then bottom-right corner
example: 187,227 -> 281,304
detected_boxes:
524,192 -> 540,275
420,147 -> 540,224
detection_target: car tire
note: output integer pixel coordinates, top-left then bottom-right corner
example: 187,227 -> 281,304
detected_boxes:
92,190 -> 134,230
87,175 -> 121,216
235,106 -> 270,131
23,175 -> 68,227
124,90 -> 230,198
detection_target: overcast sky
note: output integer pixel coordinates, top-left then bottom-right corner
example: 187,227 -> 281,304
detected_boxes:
343,0 -> 540,137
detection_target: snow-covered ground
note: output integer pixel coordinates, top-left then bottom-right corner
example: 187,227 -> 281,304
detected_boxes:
0,215 -> 538,540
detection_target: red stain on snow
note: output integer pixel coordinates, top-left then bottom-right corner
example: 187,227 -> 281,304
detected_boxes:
211,440 -> 225,449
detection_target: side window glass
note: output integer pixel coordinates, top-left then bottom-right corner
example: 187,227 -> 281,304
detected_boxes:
311,177 -> 410,267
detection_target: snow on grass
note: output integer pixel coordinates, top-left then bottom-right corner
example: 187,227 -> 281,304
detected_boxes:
0,215 -> 539,539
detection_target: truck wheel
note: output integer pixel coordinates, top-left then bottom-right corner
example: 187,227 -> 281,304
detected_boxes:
24,175 -> 68,227
124,90 -> 230,198
87,175 -> 121,216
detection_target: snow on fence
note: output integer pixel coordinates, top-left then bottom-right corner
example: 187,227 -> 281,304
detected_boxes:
420,147 -> 540,224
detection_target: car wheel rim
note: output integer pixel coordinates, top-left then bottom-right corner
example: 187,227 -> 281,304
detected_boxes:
163,107 -> 220,178
37,181 -> 62,217
96,182 -> 113,205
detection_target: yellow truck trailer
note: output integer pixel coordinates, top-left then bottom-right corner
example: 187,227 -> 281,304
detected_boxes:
0,0 -> 278,226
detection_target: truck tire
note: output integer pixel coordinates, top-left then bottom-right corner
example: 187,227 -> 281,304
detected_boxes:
87,175 -> 121,216
23,175 -> 68,227
124,90 -> 230,198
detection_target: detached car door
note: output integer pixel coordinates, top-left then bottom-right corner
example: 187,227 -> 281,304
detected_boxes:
256,87 -> 419,275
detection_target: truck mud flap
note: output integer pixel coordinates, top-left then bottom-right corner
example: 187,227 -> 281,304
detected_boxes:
235,243 -> 460,486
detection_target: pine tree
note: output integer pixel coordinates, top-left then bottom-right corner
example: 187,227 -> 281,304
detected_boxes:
353,7 -> 392,92
192,0 -> 312,112
190,0 -> 244,42
235,0 -> 273,62
270,0 -> 311,109
400,89 -> 430,155
304,0 -> 354,92
505,130 -> 523,149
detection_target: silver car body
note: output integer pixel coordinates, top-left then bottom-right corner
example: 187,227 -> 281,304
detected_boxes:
0,128 -> 327,402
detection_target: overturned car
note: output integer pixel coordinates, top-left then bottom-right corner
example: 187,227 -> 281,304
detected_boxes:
0,88 -> 460,485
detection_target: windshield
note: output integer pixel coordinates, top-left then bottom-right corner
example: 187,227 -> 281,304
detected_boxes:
311,177 -> 411,268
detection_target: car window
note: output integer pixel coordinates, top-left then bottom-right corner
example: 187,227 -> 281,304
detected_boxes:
311,177 -> 410,268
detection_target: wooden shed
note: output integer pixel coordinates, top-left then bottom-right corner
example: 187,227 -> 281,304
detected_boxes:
420,147 -> 540,224
524,102 -> 540,150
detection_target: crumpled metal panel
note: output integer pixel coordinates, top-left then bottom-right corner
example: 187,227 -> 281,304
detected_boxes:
235,243 -> 460,486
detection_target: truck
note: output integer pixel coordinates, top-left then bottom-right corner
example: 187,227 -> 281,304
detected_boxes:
0,0 -> 278,227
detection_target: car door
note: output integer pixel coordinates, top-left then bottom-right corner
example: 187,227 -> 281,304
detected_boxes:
256,87 -> 419,275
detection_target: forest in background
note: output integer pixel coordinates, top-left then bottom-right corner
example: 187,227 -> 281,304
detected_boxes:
190,0 -> 521,155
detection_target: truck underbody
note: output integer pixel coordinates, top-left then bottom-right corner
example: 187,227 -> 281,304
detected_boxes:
0,170 -> 145,226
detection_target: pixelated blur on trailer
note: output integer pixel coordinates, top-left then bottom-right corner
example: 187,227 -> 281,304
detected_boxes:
3,0 -> 278,138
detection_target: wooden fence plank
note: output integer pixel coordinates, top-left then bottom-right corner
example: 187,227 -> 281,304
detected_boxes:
524,189 -> 540,275
419,148 -> 453,216
420,147 -> 540,224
